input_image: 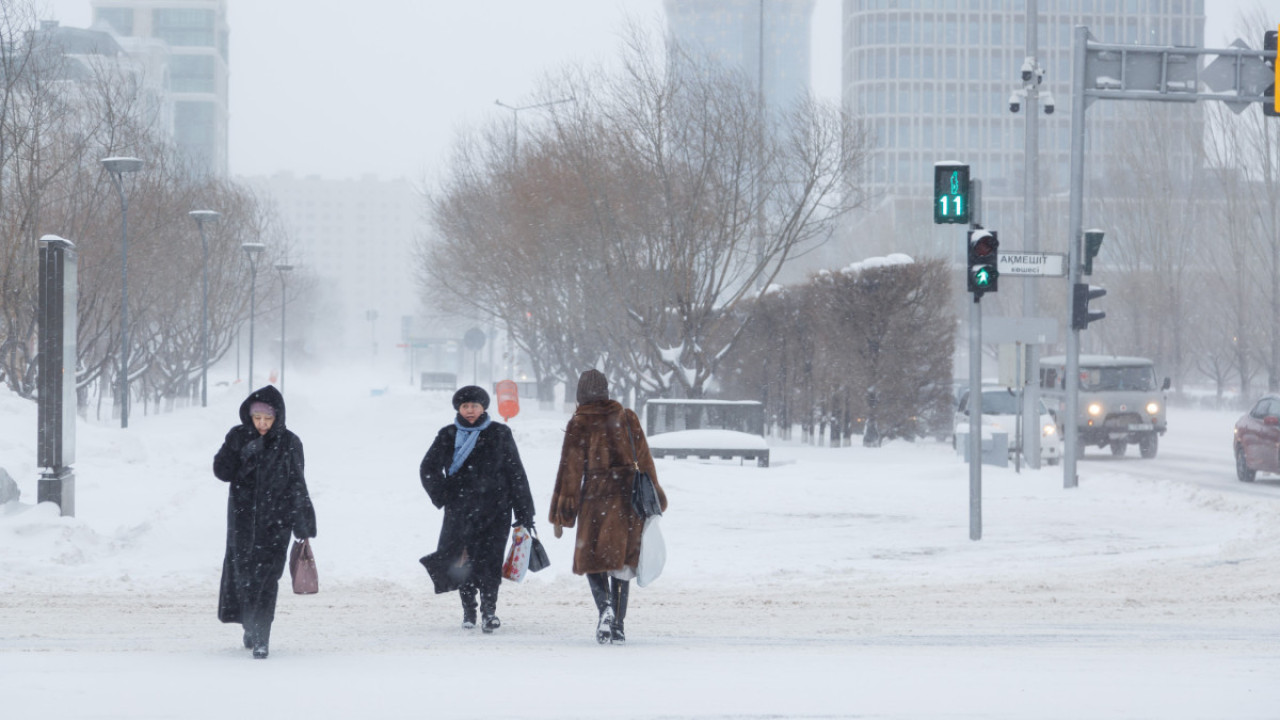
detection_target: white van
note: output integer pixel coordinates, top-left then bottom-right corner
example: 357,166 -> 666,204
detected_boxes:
1039,355 -> 1170,458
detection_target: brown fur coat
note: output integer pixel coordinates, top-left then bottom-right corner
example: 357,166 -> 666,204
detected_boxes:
550,400 -> 667,575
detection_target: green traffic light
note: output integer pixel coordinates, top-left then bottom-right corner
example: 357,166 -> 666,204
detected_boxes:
972,267 -> 994,287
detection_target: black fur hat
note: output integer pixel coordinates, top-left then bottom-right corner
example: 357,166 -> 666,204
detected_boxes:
452,385 -> 490,410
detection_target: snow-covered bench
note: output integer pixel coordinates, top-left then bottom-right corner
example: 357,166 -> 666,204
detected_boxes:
646,429 -> 770,468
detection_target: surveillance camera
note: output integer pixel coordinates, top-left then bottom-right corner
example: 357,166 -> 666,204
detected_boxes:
1042,91 -> 1056,115
1009,92 -> 1021,113
1021,57 -> 1035,83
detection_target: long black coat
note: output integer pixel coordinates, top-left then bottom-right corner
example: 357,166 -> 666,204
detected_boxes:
213,386 -> 316,624
420,416 -> 536,583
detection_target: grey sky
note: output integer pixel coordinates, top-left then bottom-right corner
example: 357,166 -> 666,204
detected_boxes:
39,0 -> 1280,184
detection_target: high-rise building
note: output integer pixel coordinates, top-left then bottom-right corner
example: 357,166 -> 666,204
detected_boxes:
833,0 -> 1205,263
91,0 -> 229,176
664,0 -> 817,114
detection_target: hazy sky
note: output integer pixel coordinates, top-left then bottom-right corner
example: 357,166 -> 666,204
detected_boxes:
38,0 -> 1280,185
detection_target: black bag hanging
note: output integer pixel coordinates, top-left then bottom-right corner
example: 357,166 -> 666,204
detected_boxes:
624,415 -> 662,519
527,531 -> 551,573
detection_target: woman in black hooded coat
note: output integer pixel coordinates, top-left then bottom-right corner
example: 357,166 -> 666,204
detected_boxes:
420,385 -> 536,633
213,385 -> 316,659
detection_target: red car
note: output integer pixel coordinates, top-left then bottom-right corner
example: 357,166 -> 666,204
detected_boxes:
1234,395 -> 1280,482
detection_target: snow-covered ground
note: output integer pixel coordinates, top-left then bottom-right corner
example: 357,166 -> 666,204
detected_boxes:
2,362 -> 1279,719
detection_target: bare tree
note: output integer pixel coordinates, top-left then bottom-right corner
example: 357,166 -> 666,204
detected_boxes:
420,24 -> 872,400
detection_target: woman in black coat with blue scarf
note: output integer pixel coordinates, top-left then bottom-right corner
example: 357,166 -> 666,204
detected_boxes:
420,386 -> 536,633
213,385 -> 316,659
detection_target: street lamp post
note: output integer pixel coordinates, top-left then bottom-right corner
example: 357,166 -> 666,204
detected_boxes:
275,262 -> 292,393
493,96 -> 574,161
242,242 -> 265,390
189,210 -> 220,408
494,97 -> 572,378
102,156 -> 143,428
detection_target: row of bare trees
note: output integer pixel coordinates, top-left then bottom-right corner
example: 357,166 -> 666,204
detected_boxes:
419,28 -> 872,406
0,2 -> 290,418
718,259 -> 955,446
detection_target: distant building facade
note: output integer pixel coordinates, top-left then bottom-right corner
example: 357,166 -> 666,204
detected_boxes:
91,0 -> 229,176
664,0 -> 817,114
824,0 -> 1206,266
240,172 -> 421,359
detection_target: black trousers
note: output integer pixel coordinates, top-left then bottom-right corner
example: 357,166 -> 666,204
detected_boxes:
458,531 -> 506,616
238,575 -> 281,645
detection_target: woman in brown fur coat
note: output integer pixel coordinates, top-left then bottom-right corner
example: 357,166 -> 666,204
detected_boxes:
550,369 -> 668,644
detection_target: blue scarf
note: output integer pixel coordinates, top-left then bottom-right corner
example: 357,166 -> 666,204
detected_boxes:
449,414 -> 492,476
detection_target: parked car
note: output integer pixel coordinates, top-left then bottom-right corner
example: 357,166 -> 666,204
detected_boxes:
954,385 -> 1062,466
1233,395 -> 1280,482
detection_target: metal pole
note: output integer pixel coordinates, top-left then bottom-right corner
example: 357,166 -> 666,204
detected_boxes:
1022,0 -> 1043,469
200,228 -> 208,407
102,157 -> 142,427
118,183 -> 129,428
248,262 -> 256,389
755,0 -> 766,288
280,274 -> 286,392
243,243 -> 264,391
276,263 -> 291,393
494,97 -> 574,162
968,294 -> 982,541
190,210 -> 219,408
1064,26 -> 1089,489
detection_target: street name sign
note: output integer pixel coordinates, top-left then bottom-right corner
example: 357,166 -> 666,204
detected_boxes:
998,252 -> 1065,277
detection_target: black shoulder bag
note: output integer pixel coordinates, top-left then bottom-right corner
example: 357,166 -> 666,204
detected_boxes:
623,412 -> 662,519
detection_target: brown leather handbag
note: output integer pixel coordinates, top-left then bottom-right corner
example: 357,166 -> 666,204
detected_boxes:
289,538 -> 319,594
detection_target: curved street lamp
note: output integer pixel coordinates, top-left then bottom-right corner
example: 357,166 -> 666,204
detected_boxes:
275,262 -> 292,393
102,156 -> 143,428
189,210 -> 220,408
242,242 -> 265,390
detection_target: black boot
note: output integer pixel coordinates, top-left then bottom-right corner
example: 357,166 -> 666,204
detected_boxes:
459,587 -> 478,629
610,578 -> 629,644
480,587 -> 500,634
587,573 -> 613,644
251,621 -> 271,659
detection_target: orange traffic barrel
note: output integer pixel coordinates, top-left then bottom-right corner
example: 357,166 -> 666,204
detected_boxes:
495,379 -> 520,421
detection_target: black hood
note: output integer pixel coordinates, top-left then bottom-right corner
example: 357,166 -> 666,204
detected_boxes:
238,385 -> 286,429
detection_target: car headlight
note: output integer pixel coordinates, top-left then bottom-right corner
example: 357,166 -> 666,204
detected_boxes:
1146,402 -> 1159,415
1042,423 -> 1057,437
1088,403 -> 1103,416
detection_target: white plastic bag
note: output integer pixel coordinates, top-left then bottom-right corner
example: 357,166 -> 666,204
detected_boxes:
501,525 -> 532,582
636,515 -> 666,587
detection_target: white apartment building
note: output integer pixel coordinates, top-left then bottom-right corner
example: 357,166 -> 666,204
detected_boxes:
241,172 -> 421,362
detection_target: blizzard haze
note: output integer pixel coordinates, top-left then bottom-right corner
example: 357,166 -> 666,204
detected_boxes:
32,0 -> 1280,181
2,358 -> 1280,718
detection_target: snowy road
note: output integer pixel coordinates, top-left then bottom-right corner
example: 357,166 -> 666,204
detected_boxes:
2,371 -> 1280,719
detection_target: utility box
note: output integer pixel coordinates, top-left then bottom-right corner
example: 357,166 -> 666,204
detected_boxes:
955,431 -> 1009,468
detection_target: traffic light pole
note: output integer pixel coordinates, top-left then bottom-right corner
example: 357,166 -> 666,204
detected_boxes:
968,290 -> 982,541
1020,0 -> 1043,470
1063,26 -> 1090,489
